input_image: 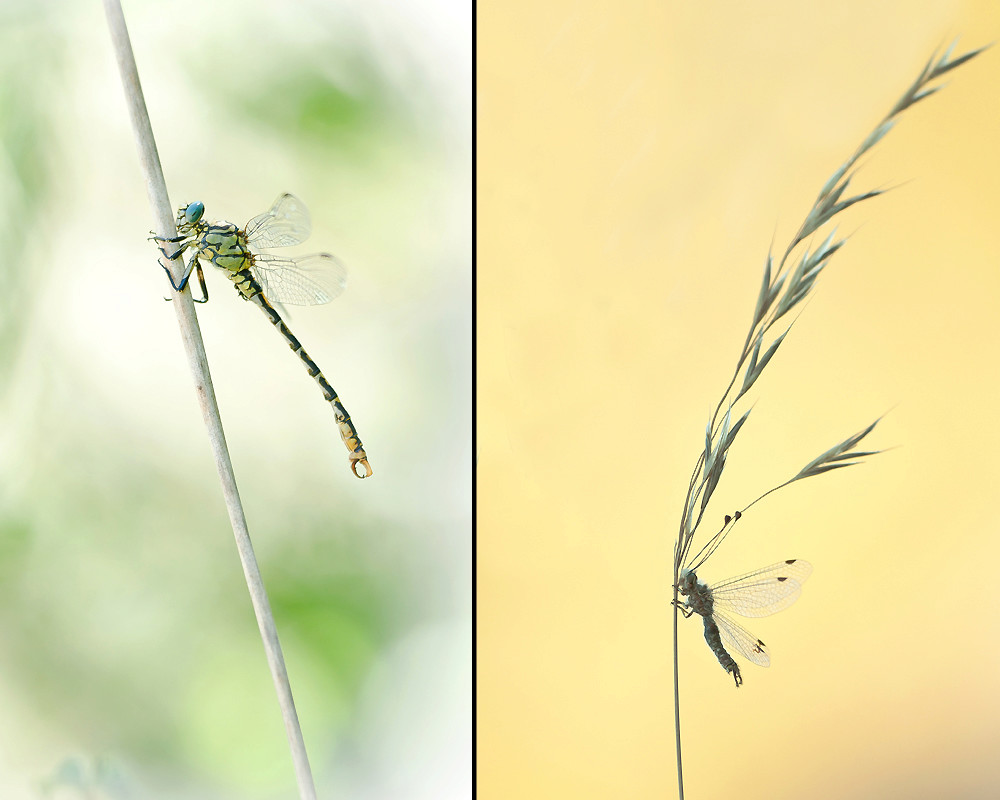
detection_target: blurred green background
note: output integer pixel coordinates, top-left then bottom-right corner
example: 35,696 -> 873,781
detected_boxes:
0,0 -> 470,797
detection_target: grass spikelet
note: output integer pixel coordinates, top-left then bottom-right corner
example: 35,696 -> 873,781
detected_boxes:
669,40 -> 984,800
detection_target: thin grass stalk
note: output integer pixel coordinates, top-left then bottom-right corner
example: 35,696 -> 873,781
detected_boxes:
102,2 -> 317,797
672,592 -> 684,800
668,41 -> 984,799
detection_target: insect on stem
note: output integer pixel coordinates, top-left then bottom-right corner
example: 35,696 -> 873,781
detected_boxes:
163,194 -> 373,479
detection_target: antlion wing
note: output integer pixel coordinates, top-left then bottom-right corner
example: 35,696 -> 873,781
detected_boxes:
709,560 -> 812,618
712,609 -> 770,667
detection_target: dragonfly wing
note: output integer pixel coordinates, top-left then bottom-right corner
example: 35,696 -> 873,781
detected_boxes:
244,193 -> 312,248
710,560 -> 812,618
713,610 -> 770,667
251,252 -> 347,306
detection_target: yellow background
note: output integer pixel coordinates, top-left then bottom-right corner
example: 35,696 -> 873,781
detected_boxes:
479,2 -> 1000,798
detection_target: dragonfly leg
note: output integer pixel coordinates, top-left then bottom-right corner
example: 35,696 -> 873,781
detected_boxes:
161,255 -> 207,303
150,232 -> 190,264
189,258 -> 209,303
161,261 -> 192,292
149,232 -> 187,245
152,232 -> 194,300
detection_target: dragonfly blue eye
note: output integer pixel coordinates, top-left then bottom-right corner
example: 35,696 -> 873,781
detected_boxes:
184,201 -> 205,224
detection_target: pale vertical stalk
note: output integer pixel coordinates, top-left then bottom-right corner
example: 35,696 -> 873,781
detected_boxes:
102,2 -> 317,798
672,581 -> 684,800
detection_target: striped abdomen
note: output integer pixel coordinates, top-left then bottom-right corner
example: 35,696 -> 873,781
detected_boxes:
232,268 -> 371,478
702,617 -> 742,688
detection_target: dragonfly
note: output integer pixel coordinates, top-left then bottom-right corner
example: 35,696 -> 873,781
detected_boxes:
676,555 -> 811,688
153,193 -> 371,479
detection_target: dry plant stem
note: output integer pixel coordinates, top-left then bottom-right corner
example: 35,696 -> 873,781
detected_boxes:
672,593 -> 684,800
102,2 -> 317,798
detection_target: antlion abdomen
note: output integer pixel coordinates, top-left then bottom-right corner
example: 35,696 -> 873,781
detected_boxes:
702,616 -> 742,687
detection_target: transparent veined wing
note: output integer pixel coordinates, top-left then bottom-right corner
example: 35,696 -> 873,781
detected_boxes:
244,193 -> 312,249
251,252 -> 347,306
713,609 -> 770,667
710,560 -> 812,619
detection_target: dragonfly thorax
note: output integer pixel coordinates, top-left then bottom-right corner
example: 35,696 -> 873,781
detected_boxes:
195,221 -> 253,275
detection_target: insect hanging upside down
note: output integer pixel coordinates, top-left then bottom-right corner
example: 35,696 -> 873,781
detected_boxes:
676,559 -> 812,687
152,193 -> 372,479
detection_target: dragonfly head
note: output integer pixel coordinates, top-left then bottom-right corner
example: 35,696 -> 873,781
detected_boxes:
177,201 -> 205,230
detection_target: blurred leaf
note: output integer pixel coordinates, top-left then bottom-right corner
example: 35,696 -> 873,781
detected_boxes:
225,60 -> 399,153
